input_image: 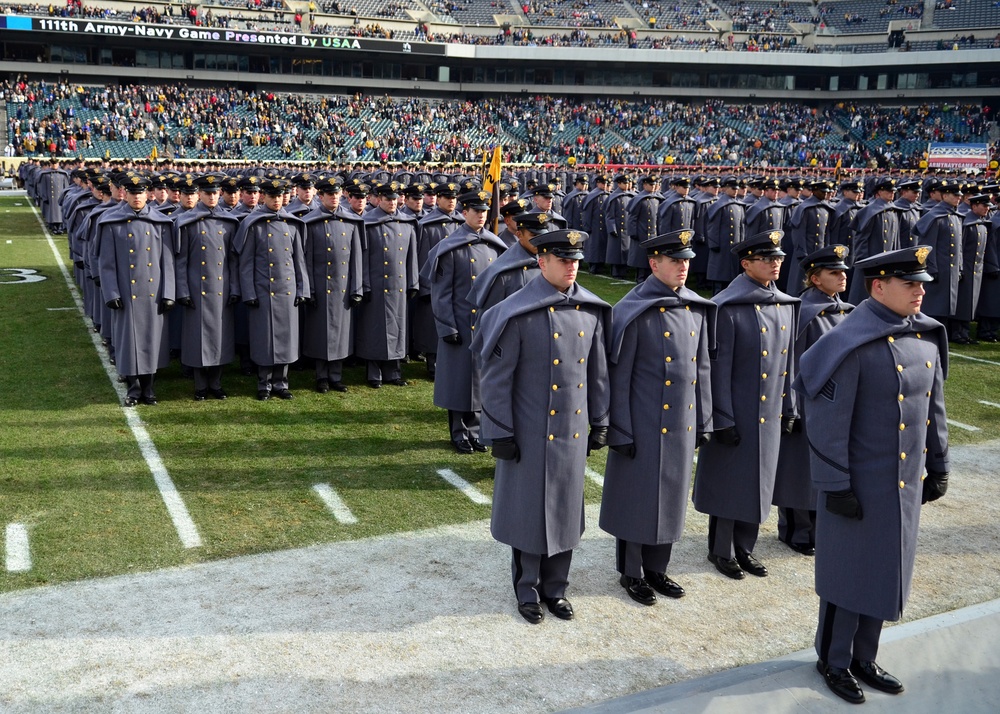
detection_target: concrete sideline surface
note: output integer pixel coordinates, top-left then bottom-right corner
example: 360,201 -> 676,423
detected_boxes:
568,598 -> 1000,713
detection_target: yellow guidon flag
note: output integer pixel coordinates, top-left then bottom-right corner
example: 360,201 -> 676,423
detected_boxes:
482,146 -> 503,234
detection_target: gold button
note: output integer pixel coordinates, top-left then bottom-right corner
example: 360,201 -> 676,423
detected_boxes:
760,418 -> 766,424
553,332 -> 559,339
899,481 -> 905,489
755,305 -> 761,311
578,358 -> 585,364
761,327 -> 767,333
663,331 -> 671,338
578,331 -> 585,337
553,359 -> 560,365
888,336 -> 895,343
659,307 -> 665,312
762,350 -> 768,356
663,404 -> 670,410
548,435 -> 554,441
688,426 -> 693,431
661,428 -> 668,434
552,385 -> 558,391
898,394 -> 904,402
761,396 -> 767,401
900,452 -> 907,460
549,306 -> 555,312
897,365 -> 903,372
573,433 -> 580,439
926,361 -> 932,368
665,356 -> 672,363
577,383 -> 583,389
690,331 -> 695,336
927,419 -> 931,426
899,423 -> 905,431
762,373 -> 768,379
665,380 -> 672,386
576,409 -> 581,414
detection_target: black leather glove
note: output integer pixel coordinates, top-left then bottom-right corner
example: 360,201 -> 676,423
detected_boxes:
294,296 -> 306,307
418,293 -> 432,303
228,294 -> 240,305
442,333 -> 462,346
178,296 -> 195,309
406,288 -> 419,300
696,431 -> 711,448
826,488 -> 863,520
781,416 -> 797,435
106,297 -> 123,310
361,291 -> 372,304
610,443 -> 636,459
491,437 -> 520,462
74,260 -> 85,269
94,278 -> 101,287
710,246 -> 720,253
922,470 -> 949,504
349,294 -> 363,308
715,426 -> 741,446
157,299 -> 175,314
587,425 -> 608,455
244,298 -> 259,308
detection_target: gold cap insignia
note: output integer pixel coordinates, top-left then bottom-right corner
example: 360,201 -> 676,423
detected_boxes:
207,176 -> 216,184
478,191 -> 489,201
769,231 -> 782,245
448,183 -> 457,191
567,231 -> 581,245
679,230 -> 693,246
915,247 -> 930,265
833,245 -> 846,259
537,214 -> 548,224
130,177 -> 140,185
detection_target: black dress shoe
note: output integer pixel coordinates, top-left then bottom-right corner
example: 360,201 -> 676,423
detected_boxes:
517,601 -> 544,624
645,571 -> 685,598
273,389 -> 294,400
194,390 -> 207,401
817,660 -> 865,704
257,390 -> 271,401
140,396 -> 158,406
735,548 -> 768,577
708,553 -> 745,580
315,380 -> 330,393
786,541 -> 816,556
470,438 -> 488,453
619,575 -> 656,606
543,597 -> 574,620
453,439 -> 474,455
367,380 -> 381,389
209,388 -> 227,400
123,396 -> 139,407
386,378 -> 408,386
330,381 -> 348,393
851,659 -> 904,694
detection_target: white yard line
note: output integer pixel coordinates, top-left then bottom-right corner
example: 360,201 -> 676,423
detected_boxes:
33,205 -> 202,549
435,469 -> 492,505
5,523 -> 31,572
978,400 -> 1000,409
947,419 -> 981,433
585,467 -> 605,487
312,484 -> 358,524
950,352 -> 1000,367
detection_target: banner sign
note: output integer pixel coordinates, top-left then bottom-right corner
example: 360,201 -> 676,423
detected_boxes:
0,15 -> 447,56
927,142 -> 990,169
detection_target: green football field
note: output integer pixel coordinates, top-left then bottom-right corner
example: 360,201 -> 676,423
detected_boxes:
1,194 -> 997,594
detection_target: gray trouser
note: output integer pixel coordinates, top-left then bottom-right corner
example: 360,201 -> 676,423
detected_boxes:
194,366 -> 223,391
778,507 -> 816,547
816,599 -> 883,668
314,359 -> 344,382
511,548 -> 573,603
257,364 -> 289,392
708,516 -> 759,559
449,410 -> 481,443
366,359 -> 400,383
616,539 -> 673,579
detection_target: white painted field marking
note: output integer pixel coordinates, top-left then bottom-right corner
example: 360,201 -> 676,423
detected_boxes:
950,352 -> 1000,367
947,419 -> 981,432
5,523 -> 31,572
32,205 -> 202,549
312,484 -> 358,524
435,469 -> 492,505
585,467 -> 605,487
978,400 -> 1000,409
45,307 -> 76,311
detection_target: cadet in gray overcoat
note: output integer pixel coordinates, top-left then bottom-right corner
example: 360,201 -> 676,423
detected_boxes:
773,245 -> 854,556
97,176 -> 176,406
604,175 -> 635,278
600,229 -> 715,606
300,176 -> 364,393
692,230 -> 799,580
357,182 -> 419,387
787,181 -> 834,293
705,176 -> 745,291
580,175 -> 610,274
911,179 -> 964,324
422,190 -> 506,453
624,176 -> 662,282
174,173 -> 241,400
951,193 -> 990,343
846,178 -> 900,304
795,246 -> 949,704
468,211 -> 546,315
474,229 -> 611,625
233,178 -> 309,400
975,210 -> 1000,341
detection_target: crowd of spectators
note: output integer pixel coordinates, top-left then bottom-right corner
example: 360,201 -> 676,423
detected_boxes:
3,79 -> 993,170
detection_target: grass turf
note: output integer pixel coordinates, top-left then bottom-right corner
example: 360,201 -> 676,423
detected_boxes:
0,194 -> 996,593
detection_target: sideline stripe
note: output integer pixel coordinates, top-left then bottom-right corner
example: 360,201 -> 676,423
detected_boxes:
312,483 -> 358,524
45,307 -> 76,311
979,400 -> 1000,409
32,204 -> 202,549
950,352 -> 1000,367
435,469 -> 492,505
947,419 -> 981,432
585,467 -> 605,487
5,523 -> 31,572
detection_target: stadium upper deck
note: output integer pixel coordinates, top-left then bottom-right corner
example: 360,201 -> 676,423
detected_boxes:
0,0 -> 997,102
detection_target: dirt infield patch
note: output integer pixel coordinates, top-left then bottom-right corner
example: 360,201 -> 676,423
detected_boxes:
2,440 -> 998,713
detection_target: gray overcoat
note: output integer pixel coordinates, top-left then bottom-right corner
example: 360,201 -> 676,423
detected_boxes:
413,208 -> 462,353
911,203 -> 963,319
97,202 -> 176,376
580,187 -> 609,265
705,194 -> 744,284
795,299 -> 949,621
600,278 -> 716,545
604,188 -> 634,266
468,241 -> 540,315
174,202 -> 241,368
847,197 -> 901,303
475,277 -> 611,556
954,212 -> 987,322
692,273 -> 800,524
